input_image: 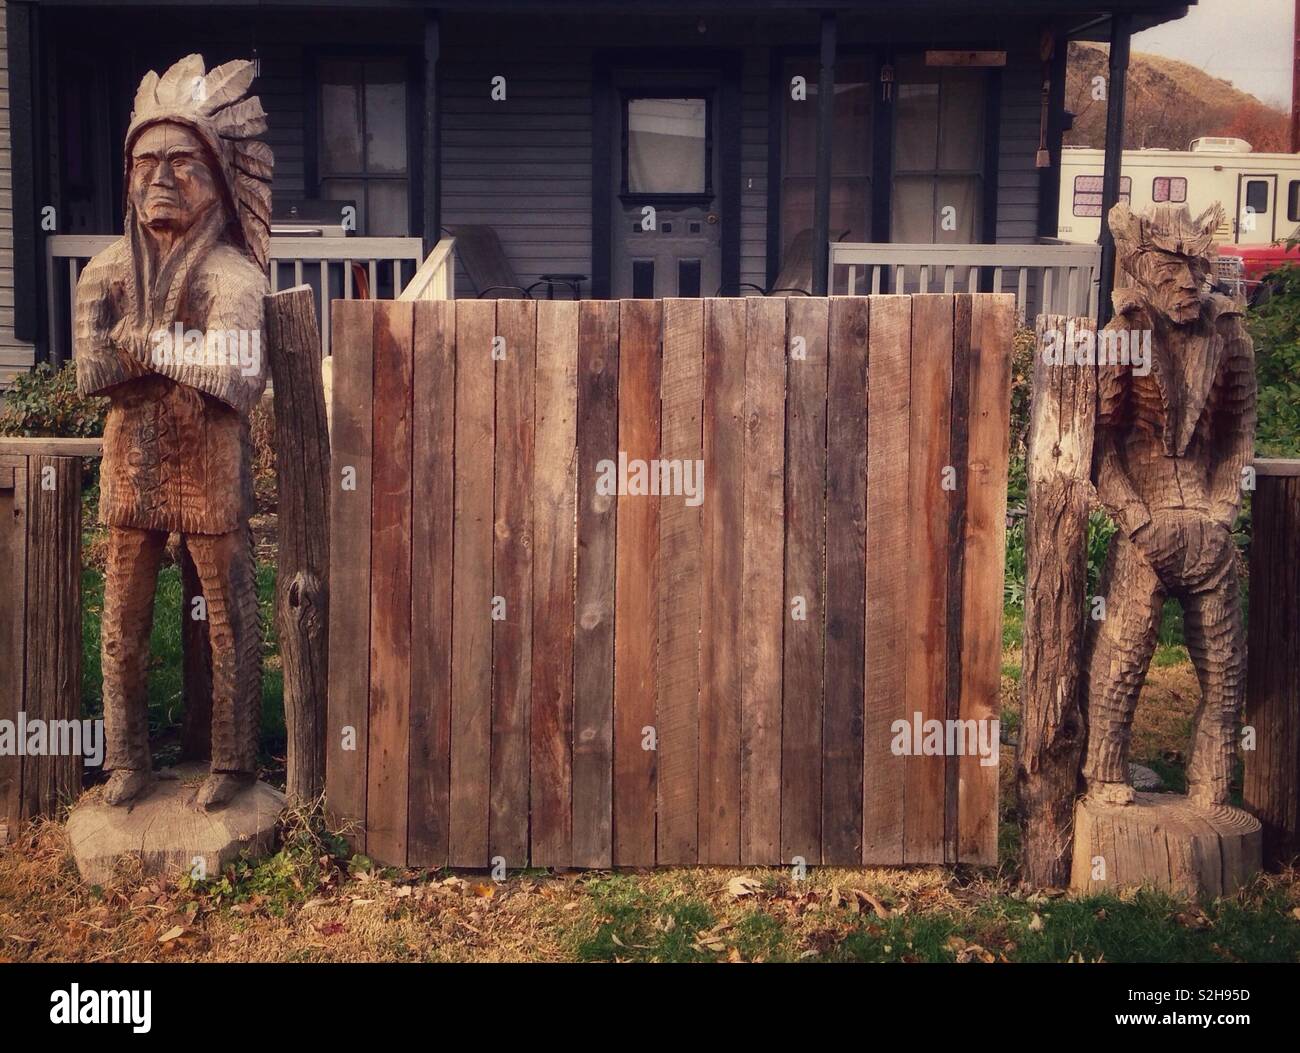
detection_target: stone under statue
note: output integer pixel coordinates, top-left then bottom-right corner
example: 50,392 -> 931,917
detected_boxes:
75,55 -> 274,809
1083,202 -> 1256,809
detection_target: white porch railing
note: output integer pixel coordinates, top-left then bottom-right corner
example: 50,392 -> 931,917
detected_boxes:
398,237 -> 456,302
829,240 -> 1102,321
45,234 -> 425,360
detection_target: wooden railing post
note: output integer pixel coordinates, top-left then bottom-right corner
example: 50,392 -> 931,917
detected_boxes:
1244,459 -> 1300,866
1016,315 -> 1097,886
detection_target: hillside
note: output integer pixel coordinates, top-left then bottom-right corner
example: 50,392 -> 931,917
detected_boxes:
1065,41 -> 1290,152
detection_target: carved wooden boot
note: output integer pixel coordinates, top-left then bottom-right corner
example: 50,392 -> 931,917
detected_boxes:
196,771 -> 256,811
103,769 -> 153,806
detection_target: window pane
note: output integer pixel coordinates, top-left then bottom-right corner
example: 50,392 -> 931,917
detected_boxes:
627,98 -> 706,194
1153,177 -> 1170,203
320,178 -> 364,228
780,176 -> 871,261
891,176 -> 935,242
783,60 -> 872,177
935,176 -> 981,242
1171,177 -> 1187,203
938,70 -> 983,171
367,179 -> 409,236
1246,180 -> 1269,214
1289,180 -> 1300,222
320,61 -> 363,174
895,81 -> 940,171
365,59 -> 407,174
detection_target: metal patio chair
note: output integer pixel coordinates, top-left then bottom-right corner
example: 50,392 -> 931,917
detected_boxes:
450,224 -> 587,299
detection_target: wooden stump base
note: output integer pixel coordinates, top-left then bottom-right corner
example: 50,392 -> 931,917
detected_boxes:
1070,792 -> 1261,899
66,764 -> 285,886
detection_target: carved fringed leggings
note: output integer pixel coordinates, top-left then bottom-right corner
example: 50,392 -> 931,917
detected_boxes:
102,526 -> 262,774
1082,511 -> 1246,804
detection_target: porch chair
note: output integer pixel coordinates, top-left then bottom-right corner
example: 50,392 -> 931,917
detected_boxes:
735,227 -> 850,297
450,224 -> 587,299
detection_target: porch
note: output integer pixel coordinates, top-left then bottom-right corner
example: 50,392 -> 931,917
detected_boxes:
5,0 -> 1185,374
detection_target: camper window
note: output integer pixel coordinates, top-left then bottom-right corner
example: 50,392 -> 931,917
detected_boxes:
1152,176 -> 1187,204
1073,174 -> 1130,217
1287,180 -> 1300,223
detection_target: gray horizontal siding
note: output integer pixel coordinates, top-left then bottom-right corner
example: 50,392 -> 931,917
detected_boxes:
439,52 -> 594,297
996,48 -> 1045,244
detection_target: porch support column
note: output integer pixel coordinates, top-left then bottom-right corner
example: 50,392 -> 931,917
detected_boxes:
422,11 -> 442,258
812,10 -> 837,296
1097,12 -> 1132,326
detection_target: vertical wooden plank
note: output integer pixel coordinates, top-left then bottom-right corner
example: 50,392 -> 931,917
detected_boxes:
904,294 -> 954,864
863,295 -> 910,864
327,298 -> 373,849
408,299 -> 455,868
944,296 -> 973,863
613,299 -> 661,867
740,297 -> 786,864
823,297 -> 868,864
958,294 -> 1015,863
367,300 -> 414,867
573,300 -> 619,868
782,297 -> 828,864
23,455 -> 81,820
531,300 -> 578,867
450,299 -> 496,867
491,298 -> 536,866
699,298 -> 746,865
0,457 -> 26,840
657,299 -> 703,865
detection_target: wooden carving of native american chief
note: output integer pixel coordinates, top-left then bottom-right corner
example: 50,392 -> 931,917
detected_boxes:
75,55 -> 273,809
1084,202 -> 1256,809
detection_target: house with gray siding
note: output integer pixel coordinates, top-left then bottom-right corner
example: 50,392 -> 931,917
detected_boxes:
3,0 -> 1192,373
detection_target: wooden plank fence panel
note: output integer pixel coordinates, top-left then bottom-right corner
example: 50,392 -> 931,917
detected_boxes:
572,300 -> 619,869
782,296 -> 828,865
367,300 -> 414,867
863,296 -> 910,864
408,299 -> 455,868
491,299 -> 536,866
656,299 -> 703,865
531,300 -> 578,867
823,297 -> 868,865
700,298 -> 746,865
958,294 -> 1015,863
613,300 -> 662,866
326,298 -> 374,849
326,295 -> 1014,870
904,294 -> 955,864
740,297 -> 786,864
450,299 -> 496,867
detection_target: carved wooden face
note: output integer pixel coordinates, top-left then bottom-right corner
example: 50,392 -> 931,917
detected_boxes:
129,122 -> 222,235
1131,248 -> 1208,326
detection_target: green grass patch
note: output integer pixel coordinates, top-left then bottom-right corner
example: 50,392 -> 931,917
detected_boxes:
82,562 -> 284,773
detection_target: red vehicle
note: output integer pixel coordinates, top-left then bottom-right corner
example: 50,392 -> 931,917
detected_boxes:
1217,232 -> 1300,303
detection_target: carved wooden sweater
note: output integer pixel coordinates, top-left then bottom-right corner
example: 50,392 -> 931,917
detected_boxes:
1094,288 -> 1256,540
75,220 -> 268,535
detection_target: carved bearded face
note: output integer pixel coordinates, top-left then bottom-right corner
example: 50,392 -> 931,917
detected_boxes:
129,122 -> 222,236
1131,248 -> 1209,326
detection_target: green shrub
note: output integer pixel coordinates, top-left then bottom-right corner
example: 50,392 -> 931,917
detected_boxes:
0,362 -> 106,437
1246,265 -> 1300,457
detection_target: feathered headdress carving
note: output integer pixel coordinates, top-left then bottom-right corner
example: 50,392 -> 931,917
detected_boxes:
1109,202 -> 1223,263
125,54 -> 273,271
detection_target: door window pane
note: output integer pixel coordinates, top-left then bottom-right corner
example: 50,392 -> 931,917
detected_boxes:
1246,179 -> 1270,214
627,98 -> 706,194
